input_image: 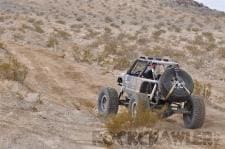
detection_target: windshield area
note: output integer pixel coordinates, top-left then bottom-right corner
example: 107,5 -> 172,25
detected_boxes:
129,60 -> 147,76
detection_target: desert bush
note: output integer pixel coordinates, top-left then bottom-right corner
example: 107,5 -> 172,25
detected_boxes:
33,24 -> 44,33
113,57 -> 131,70
110,23 -> 120,29
70,24 -> 83,29
137,37 -> 149,45
13,33 -> 25,41
81,49 -> 95,64
191,27 -> 200,32
56,20 -> 66,24
97,38 -> 137,70
152,30 -> 166,40
205,43 -> 217,51
194,80 -> 211,99
192,35 -> 204,45
0,42 -> 4,49
105,16 -> 113,23
191,33 -> 216,51
168,25 -> 181,33
185,45 -> 201,55
55,29 -> 71,40
83,29 -> 100,39
153,22 -> 165,29
35,20 -> 44,26
47,35 -> 58,48
0,57 -> 28,82
0,16 -> 4,22
105,111 -> 133,134
72,45 -> 95,64
21,24 -> 33,32
202,32 -> 215,43
218,47 -> 225,58
143,45 -> 184,60
105,107 -> 160,134
143,46 -> 166,57
76,17 -> 82,21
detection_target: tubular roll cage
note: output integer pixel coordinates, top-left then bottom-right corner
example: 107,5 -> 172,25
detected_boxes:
120,57 -> 179,102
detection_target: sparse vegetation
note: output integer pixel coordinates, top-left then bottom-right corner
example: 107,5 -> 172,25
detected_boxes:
152,30 -> 166,40
105,108 -> 159,134
185,45 -> 201,55
218,47 -> 225,58
0,42 -> 4,49
194,80 -> 211,99
33,24 -> 44,33
105,16 -> 113,23
55,29 -> 71,40
56,20 -> 66,24
47,35 -> 58,48
0,57 -> 28,82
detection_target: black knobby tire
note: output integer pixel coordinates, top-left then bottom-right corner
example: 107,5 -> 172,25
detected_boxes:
183,95 -> 205,129
98,87 -> 119,117
159,68 -> 194,101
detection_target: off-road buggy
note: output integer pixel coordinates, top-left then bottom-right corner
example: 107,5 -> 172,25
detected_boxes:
98,57 -> 205,129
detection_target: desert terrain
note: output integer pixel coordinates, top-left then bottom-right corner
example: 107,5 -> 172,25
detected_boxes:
0,0 -> 225,148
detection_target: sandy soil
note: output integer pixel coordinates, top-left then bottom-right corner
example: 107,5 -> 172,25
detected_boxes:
0,0 -> 224,148
0,42 -> 224,149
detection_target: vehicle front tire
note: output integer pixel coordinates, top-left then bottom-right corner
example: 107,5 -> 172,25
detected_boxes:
183,95 -> 205,129
98,87 -> 119,117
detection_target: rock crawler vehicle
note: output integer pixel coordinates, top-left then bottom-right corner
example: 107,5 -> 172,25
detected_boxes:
98,56 -> 205,129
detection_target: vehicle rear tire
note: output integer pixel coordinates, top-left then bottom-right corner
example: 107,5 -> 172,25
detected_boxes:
183,95 -> 205,129
98,87 -> 119,117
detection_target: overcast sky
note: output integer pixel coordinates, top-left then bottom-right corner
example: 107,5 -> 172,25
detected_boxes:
195,0 -> 225,12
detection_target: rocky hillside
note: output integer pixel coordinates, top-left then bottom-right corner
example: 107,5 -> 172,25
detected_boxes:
0,0 -> 224,107
0,0 -> 225,148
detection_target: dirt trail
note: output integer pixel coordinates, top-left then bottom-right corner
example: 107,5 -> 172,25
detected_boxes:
0,42 -> 111,148
0,42 -> 224,149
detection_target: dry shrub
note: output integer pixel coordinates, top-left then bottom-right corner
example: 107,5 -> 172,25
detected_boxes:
134,107 -> 159,128
105,105 -> 160,134
218,47 -> 225,58
0,16 -> 4,22
191,27 -> 200,32
113,57 -> 131,70
202,32 -> 215,43
185,45 -> 201,55
33,24 -> 44,33
83,29 -> 100,39
72,45 -> 95,64
192,35 -> 204,45
47,35 -> 58,48
152,30 -> 166,41
105,111 -> 133,134
194,80 -> 211,99
55,29 -> 71,40
56,20 -> 66,24
105,16 -> 113,23
143,46 -> 184,59
0,42 -> 4,49
0,57 -> 28,82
